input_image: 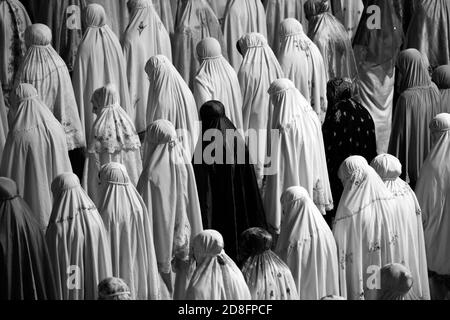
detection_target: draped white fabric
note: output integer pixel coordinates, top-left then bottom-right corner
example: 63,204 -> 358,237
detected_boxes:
371,154 -> 430,300
0,84 -> 72,231
186,230 -> 251,300
16,23 -> 85,150
122,0 -> 172,134
152,0 -> 175,35
276,187 -> 339,300
264,79 -> 333,234
194,37 -> 243,130
277,18 -> 328,122
0,85 -> 7,157
72,4 -> 131,142
145,55 -> 200,158
339,0 -> 363,39
46,173 -> 112,300
98,162 -> 161,300
222,0 -> 268,71
85,0 -> 129,36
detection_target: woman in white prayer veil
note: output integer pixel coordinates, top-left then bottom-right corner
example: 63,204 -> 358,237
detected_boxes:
264,79 -> 333,235
72,3 -> 131,142
0,0 -> 31,108
138,120 -> 203,300
122,0 -> 172,136
83,84 -> 142,207
276,186 -> 339,300
277,18 -> 328,122
263,0 -> 309,53
0,85 -> 7,157
15,23 -> 85,151
333,156 -> 402,300
371,154 -> 430,300
237,32 -> 284,186
173,0 -> 226,90
99,162 -> 161,300
222,0 -> 267,71
194,37 -> 243,131
432,65 -> 450,114
416,113 -> 450,300
186,230 -> 252,300
46,172 -> 112,300
85,0 -> 129,37
145,55 -> 200,158
0,83 -> 72,231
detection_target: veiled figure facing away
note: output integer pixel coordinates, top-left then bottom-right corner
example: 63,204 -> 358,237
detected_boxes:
122,0 -> 172,135
137,120 -> 203,300
405,0 -> 450,69
98,163 -> 160,300
371,154 -> 430,300
277,18 -> 328,122
85,0 -> 129,36
72,3 -> 131,141
0,177 -> 58,300
276,187 -> 339,300
377,263 -> 414,300
192,101 -> 267,262
415,113 -> 450,300
333,156 -> 402,300
264,79 -> 333,234
46,173 -> 112,300
264,0 -> 309,53
239,227 -> 299,300
0,0 -> 31,107
304,0 -> 358,82
432,65 -> 450,114
83,84 -> 142,207
186,230 -> 252,300
173,0 -> 226,90
145,55 -> 200,158
222,0 -> 267,71
0,83 -> 72,230
237,32 -> 284,186
15,23 -> 85,150
194,37 -> 243,131
388,49 -> 441,189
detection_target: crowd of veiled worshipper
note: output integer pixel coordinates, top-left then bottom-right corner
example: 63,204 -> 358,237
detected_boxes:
1,0 -> 450,301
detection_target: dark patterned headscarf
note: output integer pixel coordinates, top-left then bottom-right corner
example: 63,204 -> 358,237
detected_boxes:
326,78 -> 354,107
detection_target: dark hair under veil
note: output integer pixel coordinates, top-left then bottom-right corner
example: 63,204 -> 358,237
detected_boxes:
192,100 -> 267,262
322,78 -> 377,226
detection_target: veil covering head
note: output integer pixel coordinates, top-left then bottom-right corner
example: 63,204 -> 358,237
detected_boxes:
432,65 -> 450,114
0,83 -> 72,230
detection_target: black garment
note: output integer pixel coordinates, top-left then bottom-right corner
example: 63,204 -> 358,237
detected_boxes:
238,227 -> 272,266
68,147 -> 85,180
193,100 -> 267,262
322,79 -> 377,226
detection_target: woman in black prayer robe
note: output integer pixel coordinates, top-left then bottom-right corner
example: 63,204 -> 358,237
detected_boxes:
192,100 -> 267,262
321,78 -> 377,226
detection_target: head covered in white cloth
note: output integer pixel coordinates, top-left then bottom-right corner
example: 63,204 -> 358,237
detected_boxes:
98,162 -> 160,300
16,23 -> 85,150
194,37 -> 244,130
186,230 -> 251,300
46,172 -> 112,300
145,55 -> 199,157
276,186 -> 339,299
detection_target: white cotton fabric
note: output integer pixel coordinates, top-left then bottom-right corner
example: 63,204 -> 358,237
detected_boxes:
173,0 -> 226,90
82,84 -> 142,207
122,0 -> 172,134
194,37 -> 243,130
186,230 -> 251,300
371,154 -> 430,300
152,0 -> 175,35
145,55 -> 200,158
416,113 -> 450,276
16,23 -> 85,150
276,187 -> 339,300
72,3 -> 131,142
46,172 -> 112,300
264,79 -> 333,234
222,0 -> 268,71
98,162 -> 161,300
277,18 -> 328,122
137,120 -> 203,300
0,83 -> 72,231
0,85 -> 7,157
333,156 -> 403,300
85,0 -> 129,36
206,0 -> 227,23
237,32 -> 284,185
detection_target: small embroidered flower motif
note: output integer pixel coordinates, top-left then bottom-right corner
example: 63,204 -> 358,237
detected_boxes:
369,242 -> 381,252
334,110 -> 342,123
138,21 -> 147,35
